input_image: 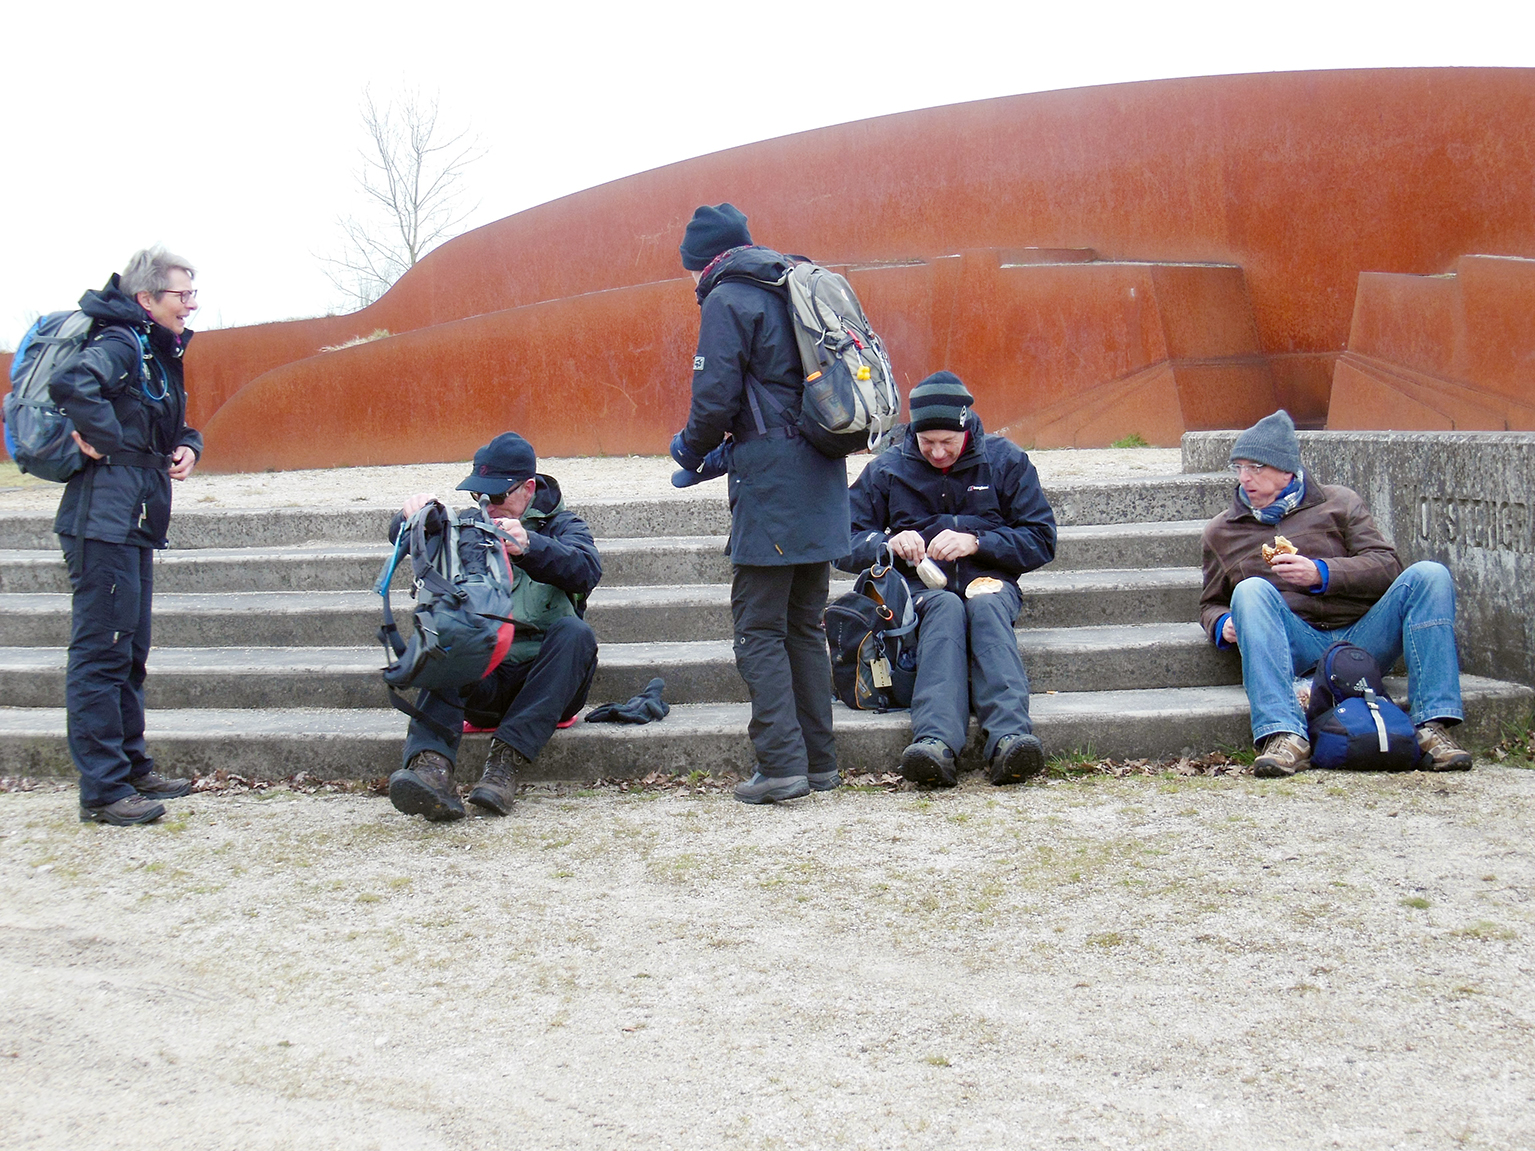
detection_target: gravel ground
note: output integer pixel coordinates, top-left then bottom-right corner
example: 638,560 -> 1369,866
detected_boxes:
2,765 -> 1533,1150
0,448 -> 1184,511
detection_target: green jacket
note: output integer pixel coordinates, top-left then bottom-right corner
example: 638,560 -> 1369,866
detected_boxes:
502,475 -> 602,663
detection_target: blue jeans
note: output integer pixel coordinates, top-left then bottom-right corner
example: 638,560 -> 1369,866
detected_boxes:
910,580 -> 1031,760
1228,561 -> 1463,744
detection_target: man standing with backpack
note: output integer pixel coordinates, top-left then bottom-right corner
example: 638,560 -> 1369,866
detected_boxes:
1201,409 -> 1474,776
670,204 -> 851,804
387,432 -> 602,821
847,372 -> 1057,787
45,248 -> 203,825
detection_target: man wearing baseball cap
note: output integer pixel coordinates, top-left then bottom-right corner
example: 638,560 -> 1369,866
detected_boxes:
387,432 -> 603,820
847,371 -> 1057,787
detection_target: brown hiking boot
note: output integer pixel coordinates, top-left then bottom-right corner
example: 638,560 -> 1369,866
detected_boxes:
80,794 -> 166,825
1254,732 -> 1311,778
388,750 -> 465,821
467,739 -> 525,816
1416,721 -> 1474,771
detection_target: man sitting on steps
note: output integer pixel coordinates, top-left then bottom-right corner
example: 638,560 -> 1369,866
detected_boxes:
847,372 -> 1057,787
388,432 -> 602,820
1200,409 -> 1474,777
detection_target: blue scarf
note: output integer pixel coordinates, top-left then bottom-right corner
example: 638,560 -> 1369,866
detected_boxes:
1239,469 -> 1305,525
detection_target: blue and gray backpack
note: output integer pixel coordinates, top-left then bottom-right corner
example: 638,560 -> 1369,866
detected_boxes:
1305,641 -> 1422,771
3,311 -> 142,481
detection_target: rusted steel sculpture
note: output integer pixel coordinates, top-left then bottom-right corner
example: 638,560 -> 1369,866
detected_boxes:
166,68 -> 1535,470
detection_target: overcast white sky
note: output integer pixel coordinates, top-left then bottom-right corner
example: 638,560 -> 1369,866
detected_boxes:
3,0 -> 1529,345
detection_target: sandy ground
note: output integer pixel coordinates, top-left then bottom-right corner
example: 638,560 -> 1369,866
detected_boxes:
0,448 -> 1184,511
2,765 -> 1533,1150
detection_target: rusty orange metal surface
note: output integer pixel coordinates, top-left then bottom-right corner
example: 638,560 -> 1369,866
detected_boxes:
1329,255 -> 1535,431
168,68 -> 1535,467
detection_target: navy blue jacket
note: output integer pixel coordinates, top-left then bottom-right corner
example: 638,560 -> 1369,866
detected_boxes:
848,416 -> 1057,590
680,246 -> 850,566
49,276 -> 203,547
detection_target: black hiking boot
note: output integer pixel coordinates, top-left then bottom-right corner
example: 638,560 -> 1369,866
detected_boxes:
468,739 -> 525,816
389,751 -> 466,822
733,773 -> 811,805
989,733 -> 1045,785
80,794 -> 166,825
131,770 -> 193,799
899,738 -> 958,787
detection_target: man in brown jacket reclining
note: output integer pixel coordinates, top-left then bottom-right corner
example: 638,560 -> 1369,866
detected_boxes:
1200,410 -> 1473,777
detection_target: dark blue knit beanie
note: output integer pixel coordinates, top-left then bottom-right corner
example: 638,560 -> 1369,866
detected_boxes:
908,371 -> 975,433
680,204 -> 752,270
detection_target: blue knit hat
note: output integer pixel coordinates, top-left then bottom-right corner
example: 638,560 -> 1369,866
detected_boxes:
680,204 -> 752,271
1230,410 -> 1301,475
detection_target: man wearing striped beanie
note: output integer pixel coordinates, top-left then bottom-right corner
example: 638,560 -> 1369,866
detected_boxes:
847,371 -> 1058,786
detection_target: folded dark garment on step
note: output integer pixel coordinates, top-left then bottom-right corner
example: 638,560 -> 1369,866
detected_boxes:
585,677 -> 670,724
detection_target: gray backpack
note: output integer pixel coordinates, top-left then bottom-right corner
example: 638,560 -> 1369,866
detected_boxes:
780,259 -> 900,453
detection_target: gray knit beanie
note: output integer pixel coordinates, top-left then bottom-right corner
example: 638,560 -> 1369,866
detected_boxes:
1229,410 -> 1301,475
908,371 -> 975,433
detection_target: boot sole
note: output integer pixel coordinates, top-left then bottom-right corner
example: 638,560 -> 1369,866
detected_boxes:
1253,761 -> 1301,778
80,802 -> 165,826
467,787 -> 513,816
389,771 -> 466,821
899,747 -> 957,788
733,777 -> 812,804
991,737 -> 1045,785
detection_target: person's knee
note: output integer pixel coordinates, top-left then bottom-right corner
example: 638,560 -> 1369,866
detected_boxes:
545,616 -> 597,663
1403,560 -> 1454,597
1230,576 -> 1282,614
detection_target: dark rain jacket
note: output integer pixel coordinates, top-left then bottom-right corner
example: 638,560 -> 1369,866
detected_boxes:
848,415 -> 1057,590
679,246 -> 850,566
389,474 -> 602,663
48,275 -> 203,547
1199,477 -> 1403,641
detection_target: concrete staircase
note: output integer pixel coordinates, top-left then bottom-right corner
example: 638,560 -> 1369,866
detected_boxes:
0,473 -> 1528,782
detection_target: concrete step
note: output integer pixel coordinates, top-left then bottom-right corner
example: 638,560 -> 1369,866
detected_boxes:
0,561 -> 1206,650
0,475 -> 1232,550
0,623 -> 1240,711
0,519 -> 1211,597
1,675 -> 1526,781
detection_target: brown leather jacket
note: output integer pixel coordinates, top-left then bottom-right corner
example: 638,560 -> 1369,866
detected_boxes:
1200,480 -> 1403,642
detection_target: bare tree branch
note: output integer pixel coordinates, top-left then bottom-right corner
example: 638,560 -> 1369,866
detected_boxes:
321,87 -> 483,310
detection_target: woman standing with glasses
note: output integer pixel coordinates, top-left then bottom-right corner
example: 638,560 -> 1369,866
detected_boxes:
49,246 -> 204,825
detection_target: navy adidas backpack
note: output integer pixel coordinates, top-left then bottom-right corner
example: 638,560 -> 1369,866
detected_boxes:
824,545 -> 919,711
1305,641 -> 1422,771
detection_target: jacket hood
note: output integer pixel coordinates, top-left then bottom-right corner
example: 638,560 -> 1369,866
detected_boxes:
696,245 -> 791,304
898,411 -> 989,471
78,273 -> 194,356
523,473 -> 566,523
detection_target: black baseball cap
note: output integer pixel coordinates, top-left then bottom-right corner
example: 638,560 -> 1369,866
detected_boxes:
456,432 -> 537,497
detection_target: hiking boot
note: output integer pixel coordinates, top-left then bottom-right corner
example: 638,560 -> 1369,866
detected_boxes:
733,773 -> 811,805
808,768 -> 842,793
899,738 -> 958,787
468,739 -> 525,816
1254,732 -> 1311,778
990,733 -> 1045,785
388,751 -> 466,822
1416,721 -> 1474,771
80,794 -> 166,826
131,770 -> 192,799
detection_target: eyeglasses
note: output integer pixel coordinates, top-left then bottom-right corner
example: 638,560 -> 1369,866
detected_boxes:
158,289 -> 198,305
1228,462 -> 1271,476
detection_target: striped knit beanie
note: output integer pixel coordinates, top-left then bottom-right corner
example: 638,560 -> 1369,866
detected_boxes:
908,371 -> 974,433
